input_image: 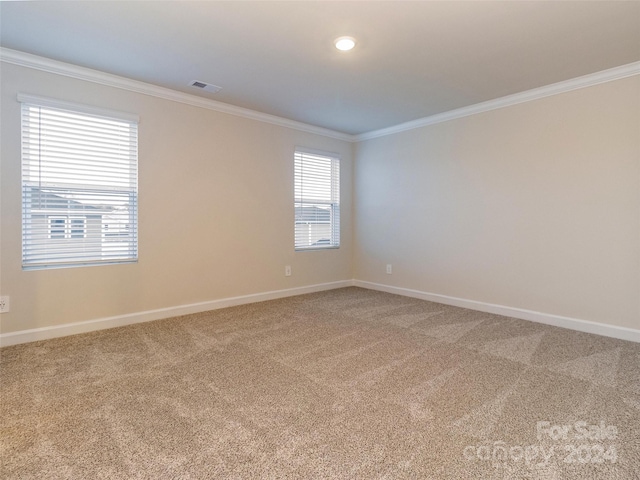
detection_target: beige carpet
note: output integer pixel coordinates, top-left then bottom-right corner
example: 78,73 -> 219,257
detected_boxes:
1,287 -> 639,479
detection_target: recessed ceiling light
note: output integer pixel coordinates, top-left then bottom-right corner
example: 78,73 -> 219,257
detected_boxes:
334,36 -> 356,51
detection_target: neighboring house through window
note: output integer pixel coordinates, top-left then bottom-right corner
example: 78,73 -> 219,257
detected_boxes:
20,95 -> 139,269
294,148 -> 340,250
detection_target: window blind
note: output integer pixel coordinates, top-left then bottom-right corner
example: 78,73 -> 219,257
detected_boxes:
294,149 -> 340,250
20,97 -> 138,269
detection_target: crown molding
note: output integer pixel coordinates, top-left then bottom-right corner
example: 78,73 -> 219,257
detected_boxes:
0,48 -> 356,143
3,48 -> 638,144
356,61 -> 640,141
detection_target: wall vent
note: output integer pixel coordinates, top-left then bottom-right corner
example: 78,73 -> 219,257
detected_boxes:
189,80 -> 222,94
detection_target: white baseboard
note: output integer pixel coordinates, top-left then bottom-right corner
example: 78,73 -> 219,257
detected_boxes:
353,280 -> 640,343
3,279 -> 637,347
0,280 -> 354,347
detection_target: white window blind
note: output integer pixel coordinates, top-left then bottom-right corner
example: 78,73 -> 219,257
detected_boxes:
294,149 -> 340,250
20,96 -> 138,269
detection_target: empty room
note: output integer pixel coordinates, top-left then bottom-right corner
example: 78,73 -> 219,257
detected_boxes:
1,2 -> 639,479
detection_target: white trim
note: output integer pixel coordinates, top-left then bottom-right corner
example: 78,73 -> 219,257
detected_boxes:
294,146 -> 341,160
2,279 -> 637,346
4,48 -> 639,143
17,93 -> 140,123
0,48 -> 354,143
353,280 -> 640,343
356,61 -> 640,141
0,280 -> 353,347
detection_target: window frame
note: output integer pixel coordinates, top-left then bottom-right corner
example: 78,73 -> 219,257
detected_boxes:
294,147 -> 341,251
19,94 -> 139,270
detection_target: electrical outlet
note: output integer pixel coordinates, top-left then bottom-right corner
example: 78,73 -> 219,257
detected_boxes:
285,265 -> 292,277
386,264 -> 392,274
0,296 -> 9,313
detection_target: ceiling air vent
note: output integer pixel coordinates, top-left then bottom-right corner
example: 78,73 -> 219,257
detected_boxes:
189,80 -> 222,94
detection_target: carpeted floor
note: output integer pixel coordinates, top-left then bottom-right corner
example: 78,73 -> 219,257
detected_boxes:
1,287 -> 639,479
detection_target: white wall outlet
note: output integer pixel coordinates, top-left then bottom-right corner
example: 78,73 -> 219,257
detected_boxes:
386,264 -> 392,274
285,265 -> 292,277
0,296 -> 9,313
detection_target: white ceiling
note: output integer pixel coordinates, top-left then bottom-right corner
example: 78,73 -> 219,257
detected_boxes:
1,1 -> 639,135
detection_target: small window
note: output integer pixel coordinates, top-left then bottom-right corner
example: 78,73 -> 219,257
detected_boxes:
294,149 -> 340,250
20,95 -> 138,269
70,218 -> 86,239
49,217 -> 66,239
48,216 -> 87,239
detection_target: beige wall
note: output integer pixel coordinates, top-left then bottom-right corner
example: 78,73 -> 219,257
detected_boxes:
354,76 -> 640,330
2,60 -> 638,338
0,63 -> 353,334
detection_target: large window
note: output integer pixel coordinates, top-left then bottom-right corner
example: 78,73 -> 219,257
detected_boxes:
294,149 -> 340,250
20,95 -> 138,269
